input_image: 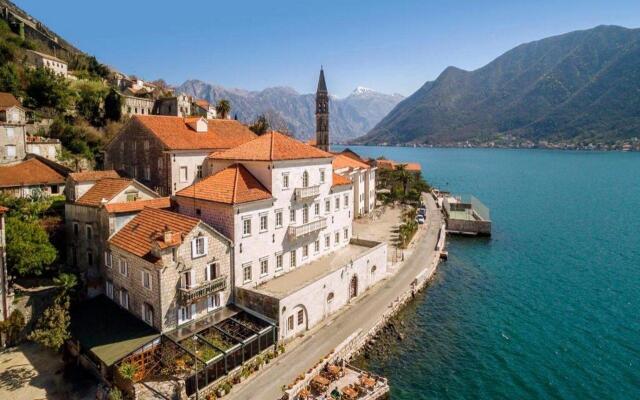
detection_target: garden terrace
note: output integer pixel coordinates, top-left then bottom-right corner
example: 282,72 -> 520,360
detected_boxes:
179,336 -> 223,364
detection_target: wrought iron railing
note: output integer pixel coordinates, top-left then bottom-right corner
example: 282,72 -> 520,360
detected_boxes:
287,218 -> 327,239
179,276 -> 227,304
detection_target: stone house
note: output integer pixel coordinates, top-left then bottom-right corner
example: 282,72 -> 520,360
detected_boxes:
65,170 -> 122,202
192,99 -> 217,119
25,135 -> 61,160
64,176 -> 170,294
120,94 -> 155,117
106,208 -> 232,332
0,156 -> 68,197
332,153 -> 376,218
25,49 -> 68,77
0,92 -> 27,164
103,115 -> 257,196
153,94 -> 192,117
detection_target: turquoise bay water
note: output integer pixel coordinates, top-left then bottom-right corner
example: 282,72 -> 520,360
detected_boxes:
338,147 -> 640,399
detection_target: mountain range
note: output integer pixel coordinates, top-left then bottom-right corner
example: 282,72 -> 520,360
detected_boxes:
356,25 -> 640,146
177,80 -> 403,142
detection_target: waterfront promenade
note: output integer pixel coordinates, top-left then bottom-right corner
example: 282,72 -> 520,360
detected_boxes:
229,195 -> 443,399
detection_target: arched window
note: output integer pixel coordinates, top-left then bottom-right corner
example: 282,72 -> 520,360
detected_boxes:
371,265 -> 377,277
327,292 -> 334,303
302,171 -> 309,188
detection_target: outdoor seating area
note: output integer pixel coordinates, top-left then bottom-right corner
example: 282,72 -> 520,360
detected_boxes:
295,363 -> 388,400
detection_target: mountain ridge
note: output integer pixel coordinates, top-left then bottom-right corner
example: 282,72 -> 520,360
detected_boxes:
356,25 -> 640,146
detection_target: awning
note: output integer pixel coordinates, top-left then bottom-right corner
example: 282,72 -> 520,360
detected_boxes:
70,295 -> 159,367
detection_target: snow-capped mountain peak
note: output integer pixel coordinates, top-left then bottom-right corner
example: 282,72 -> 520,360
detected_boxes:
352,86 -> 375,95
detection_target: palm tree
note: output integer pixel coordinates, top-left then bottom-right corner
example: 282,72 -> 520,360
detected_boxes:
395,164 -> 411,198
216,99 -> 231,119
54,272 -> 78,299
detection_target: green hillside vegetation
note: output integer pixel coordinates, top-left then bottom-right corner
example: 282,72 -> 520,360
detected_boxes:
357,25 -> 640,147
0,19 -> 121,163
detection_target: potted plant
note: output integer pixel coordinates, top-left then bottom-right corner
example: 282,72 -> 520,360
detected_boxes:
118,362 -> 138,382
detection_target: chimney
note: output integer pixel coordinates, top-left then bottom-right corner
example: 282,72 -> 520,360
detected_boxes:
163,225 -> 173,244
188,117 -> 208,133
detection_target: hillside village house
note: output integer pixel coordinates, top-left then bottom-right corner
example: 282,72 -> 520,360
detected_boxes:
0,92 -> 27,163
175,131 -> 387,341
65,170 -> 122,202
105,208 -> 232,332
64,175 -> 170,293
192,99 -> 217,119
25,49 -> 68,77
153,94 -> 192,117
0,156 -> 68,197
103,115 -> 257,195
25,135 -> 61,160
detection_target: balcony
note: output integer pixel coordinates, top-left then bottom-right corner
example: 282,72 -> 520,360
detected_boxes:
294,185 -> 320,201
179,275 -> 227,304
287,218 -> 327,239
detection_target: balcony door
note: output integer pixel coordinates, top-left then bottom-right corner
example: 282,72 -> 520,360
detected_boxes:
303,204 -> 309,224
205,262 -> 218,281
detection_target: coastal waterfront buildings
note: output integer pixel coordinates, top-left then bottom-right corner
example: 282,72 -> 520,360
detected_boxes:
103,115 -> 257,195
332,153 -> 376,217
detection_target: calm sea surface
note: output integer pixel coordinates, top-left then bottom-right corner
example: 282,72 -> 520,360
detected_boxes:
336,146 -> 640,400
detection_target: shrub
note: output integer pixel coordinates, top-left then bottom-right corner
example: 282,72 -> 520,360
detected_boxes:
107,387 -> 123,400
118,362 -> 138,381
0,309 -> 26,346
28,297 -> 71,351
5,216 -> 57,276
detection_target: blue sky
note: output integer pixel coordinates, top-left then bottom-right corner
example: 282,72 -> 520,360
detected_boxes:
15,0 -> 640,97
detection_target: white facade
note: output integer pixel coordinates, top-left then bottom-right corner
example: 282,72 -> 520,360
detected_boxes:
170,150 -> 211,194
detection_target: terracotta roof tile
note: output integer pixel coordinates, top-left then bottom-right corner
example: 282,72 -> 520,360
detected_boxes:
0,158 -> 65,188
333,154 -> 370,170
0,206 -> 8,214
131,115 -> 257,150
208,131 -> 333,161
103,197 -> 171,214
176,164 -> 271,204
75,178 -> 133,207
69,170 -> 121,182
194,99 -> 210,109
376,160 -> 421,171
0,92 -> 21,108
332,173 -> 352,187
109,208 -> 200,264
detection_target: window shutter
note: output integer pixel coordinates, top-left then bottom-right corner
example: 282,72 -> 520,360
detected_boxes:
191,239 -> 197,258
190,269 -> 196,288
205,265 -> 210,281
203,237 -> 209,255
191,303 -> 197,319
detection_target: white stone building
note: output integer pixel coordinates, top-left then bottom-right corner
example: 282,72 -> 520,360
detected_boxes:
25,50 -> 68,77
332,152 -> 377,217
0,92 -> 27,164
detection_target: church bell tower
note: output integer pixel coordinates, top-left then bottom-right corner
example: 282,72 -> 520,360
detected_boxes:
315,67 -> 329,152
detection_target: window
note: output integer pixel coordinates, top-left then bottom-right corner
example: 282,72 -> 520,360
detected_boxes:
290,250 -> 297,268
144,140 -> 150,150
335,196 -> 340,209
142,270 -> 152,290
145,166 -> 151,180
325,234 -> 330,248
180,270 -> 194,289
243,263 -> 252,283
276,253 -> 283,271
297,309 -> 304,325
314,239 -> 320,253
207,293 -> 220,311
302,171 -> 309,188
120,289 -> 129,310
288,315 -> 294,330
260,258 -> 268,276
87,251 -> 93,267
327,292 -> 334,303
6,127 -> 14,138
125,190 -> 139,202
320,169 -> 325,183
243,218 -> 252,236
282,173 -> 290,189
325,199 -> 330,213
119,259 -> 128,276
105,250 -> 112,268
192,236 -> 207,258
260,214 -> 268,232
303,204 -> 309,224
72,223 -> 79,238
290,209 -> 296,223
302,245 -> 309,258
142,303 -> 154,325
197,165 -> 203,179
172,248 -> 177,262
178,304 -> 195,324
86,225 -> 93,240
205,263 -> 218,281
158,157 -> 163,170
344,228 -> 349,240
180,166 -> 188,183
335,232 -> 340,245
275,210 -> 283,228
106,281 -> 113,299
314,203 -> 320,216
344,194 -> 349,208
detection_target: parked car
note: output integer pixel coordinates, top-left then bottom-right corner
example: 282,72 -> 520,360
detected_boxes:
416,215 -> 425,224
418,207 -> 427,216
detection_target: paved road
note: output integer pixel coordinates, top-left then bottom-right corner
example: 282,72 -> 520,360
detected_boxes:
230,195 -> 442,400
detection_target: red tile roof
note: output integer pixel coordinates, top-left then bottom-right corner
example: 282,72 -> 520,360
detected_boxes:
176,164 -> 271,205
103,197 -> 171,214
332,173 -> 352,187
132,115 -> 257,151
0,92 -> 21,108
376,159 -> 421,172
109,208 -> 201,264
194,99 -> 210,109
208,131 -> 333,161
68,170 -> 121,182
333,154 -> 370,170
0,206 -> 8,214
75,178 -> 133,207
0,158 -> 65,188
